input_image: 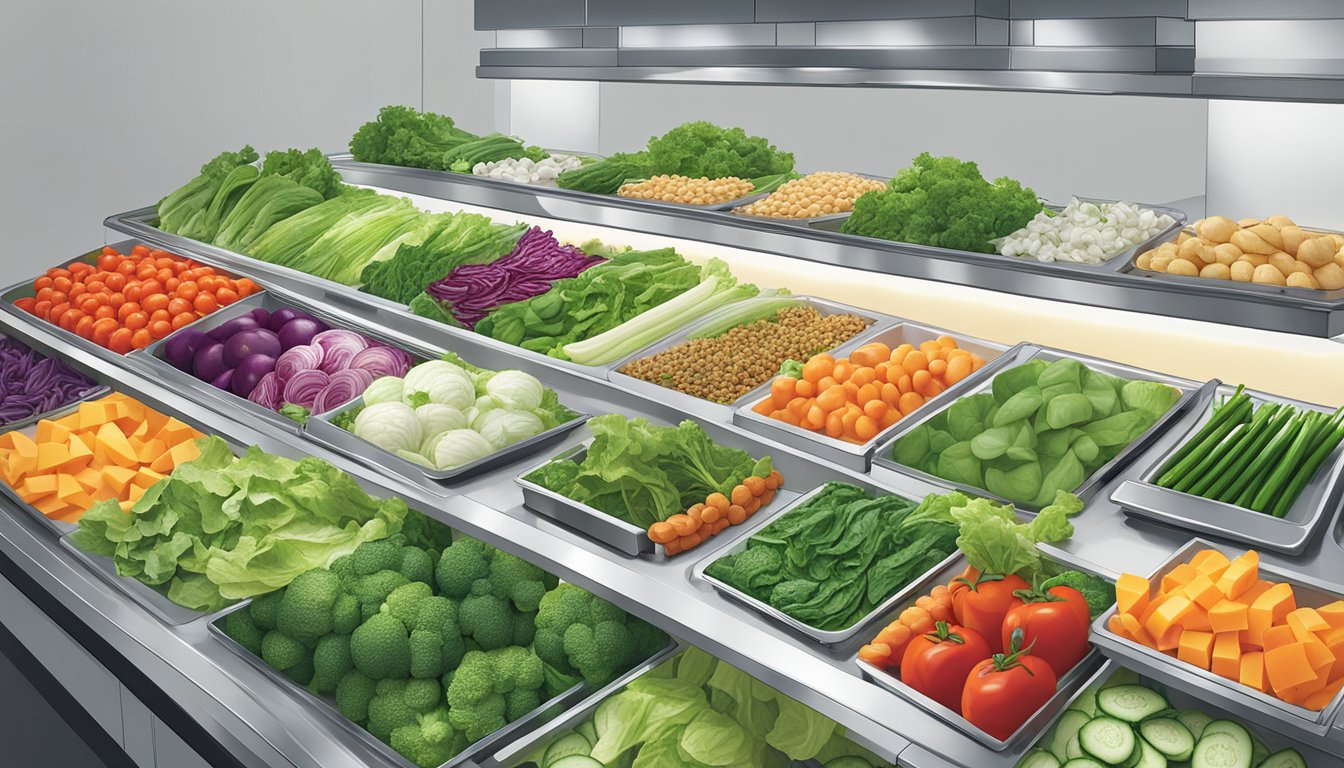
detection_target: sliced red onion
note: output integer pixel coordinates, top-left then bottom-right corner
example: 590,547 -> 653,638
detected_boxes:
283,369 -> 330,409
313,330 -> 370,374
247,371 -> 281,411
274,344 -> 324,384
311,368 -> 376,414
347,346 -> 413,379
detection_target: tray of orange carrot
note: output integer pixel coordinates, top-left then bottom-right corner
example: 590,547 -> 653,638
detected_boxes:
1092,538 -> 1344,741
733,322 -> 1011,471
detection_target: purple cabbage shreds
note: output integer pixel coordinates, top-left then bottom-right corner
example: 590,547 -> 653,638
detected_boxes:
0,337 -> 99,424
423,226 -> 605,329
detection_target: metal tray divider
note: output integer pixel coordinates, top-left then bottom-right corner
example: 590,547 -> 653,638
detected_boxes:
1090,537 -> 1344,741
207,602 -> 596,768
872,346 -> 1211,513
690,483 -> 961,646
852,550 -> 1110,752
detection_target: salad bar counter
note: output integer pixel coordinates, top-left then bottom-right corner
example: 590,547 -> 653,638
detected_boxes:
3,125 -> 1343,768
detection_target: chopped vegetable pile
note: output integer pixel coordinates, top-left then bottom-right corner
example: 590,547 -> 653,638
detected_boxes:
221,518 -> 667,768
0,337 -> 99,426
997,198 -> 1177,265
756,337 -> 987,444
524,414 -> 776,552
1153,386 -> 1344,518
735,171 -> 887,219
617,174 -> 756,206
336,353 -> 577,471
0,393 -> 203,523
617,302 -> 870,404
705,482 -> 958,632
858,489 -> 1100,741
72,436 -> 410,611
359,212 -> 529,305
1138,214 -> 1344,290
473,154 -> 585,186
892,356 -> 1180,506
519,646 -> 888,768
842,153 -> 1042,254
350,105 -> 547,173
1108,547 -> 1344,712
1017,668 -> 1308,768
13,244 -> 259,353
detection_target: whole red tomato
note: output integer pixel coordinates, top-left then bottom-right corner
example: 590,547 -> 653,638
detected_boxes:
962,628 -> 1059,741
900,621 -> 992,713
952,572 -> 1029,654
1000,586 -> 1091,677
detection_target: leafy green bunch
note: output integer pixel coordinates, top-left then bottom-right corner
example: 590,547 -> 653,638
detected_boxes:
645,121 -> 795,180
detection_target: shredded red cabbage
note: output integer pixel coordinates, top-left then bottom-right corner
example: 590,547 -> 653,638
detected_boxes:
423,227 -> 605,329
0,337 -> 100,425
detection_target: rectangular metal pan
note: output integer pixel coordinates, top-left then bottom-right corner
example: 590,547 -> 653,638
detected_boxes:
733,323 -> 1015,472
691,482 -> 961,645
0,389 -> 116,536
873,344 -> 1211,512
606,295 -> 892,423
853,550 -> 1107,752
517,444 -> 653,556
0,238 -> 257,366
1125,221 -> 1344,297
208,601 -> 595,768
139,289 -> 428,437
612,187 -> 768,213
484,641 -> 685,768
465,148 -> 604,189
306,394 -> 590,485
811,198 -> 1188,275
1090,537 -> 1344,741
1111,383 -> 1344,555
726,171 -> 888,227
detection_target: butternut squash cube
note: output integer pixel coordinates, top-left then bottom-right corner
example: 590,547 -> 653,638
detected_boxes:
1212,632 -> 1242,680
1287,607 -> 1330,641
1162,563 -> 1200,593
1264,625 -> 1297,651
1265,642 -> 1317,692
1191,549 -> 1231,581
1247,583 -> 1297,647
1116,573 -> 1151,617
1217,550 -> 1261,599
1178,630 -> 1214,670
1317,600 -> 1344,630
1146,594 -> 1195,640
1209,599 -> 1250,633
1184,573 -> 1224,610
1240,651 -> 1268,692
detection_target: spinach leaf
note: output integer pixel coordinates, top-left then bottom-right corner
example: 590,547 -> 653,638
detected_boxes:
1045,393 -> 1095,429
991,359 -> 1046,404
947,393 -> 997,441
993,385 -> 1043,426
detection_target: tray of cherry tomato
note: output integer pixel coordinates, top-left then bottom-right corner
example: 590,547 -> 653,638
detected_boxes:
853,552 -> 1109,751
2,240 -> 261,356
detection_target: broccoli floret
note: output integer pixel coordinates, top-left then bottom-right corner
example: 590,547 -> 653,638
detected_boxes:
286,656 -> 315,686
276,569 -> 345,644
401,547 -> 435,586
354,570 -> 411,620
352,538 -> 405,577
488,551 -> 549,613
222,609 -> 264,656
351,613 -> 411,680
329,553 -> 356,584
310,634 -> 354,694
445,650 -> 508,741
459,579 -> 515,651
398,509 -> 456,553
375,583 -> 465,679
435,538 -> 491,599
383,582 -> 435,627
332,593 -> 360,635
534,584 -> 668,686
367,678 -> 442,742
389,705 -> 464,768
504,687 -> 541,721
249,590 -> 284,630
1042,570 -> 1116,619
512,610 -> 537,647
335,670 -> 377,724
261,630 -> 310,675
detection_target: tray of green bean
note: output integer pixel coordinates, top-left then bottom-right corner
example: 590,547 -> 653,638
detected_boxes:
1110,383 -> 1344,554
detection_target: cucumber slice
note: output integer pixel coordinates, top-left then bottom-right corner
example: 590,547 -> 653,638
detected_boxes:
1080,716 -> 1138,765
1135,738 -> 1169,768
1050,710 -> 1093,762
1199,720 -> 1251,750
1073,687 -> 1099,717
826,758 -> 875,768
1098,685 -> 1170,723
1257,748 -> 1307,768
1140,718 -> 1195,761
543,732 -> 593,767
1067,732 -> 1083,760
1250,739 -> 1268,767
1190,732 -> 1251,768
576,719 -> 598,745
1016,749 -> 1062,768
1062,760 -> 1108,768
1175,711 -> 1212,741
548,757 -> 604,768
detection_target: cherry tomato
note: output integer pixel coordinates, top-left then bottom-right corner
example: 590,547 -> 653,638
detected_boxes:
130,328 -> 152,350
197,275 -> 216,292
116,260 -> 137,275
236,278 -> 261,296
117,302 -> 140,322
13,297 -> 36,314
104,272 -> 126,292
47,290 -> 67,306
171,312 -> 197,330
194,293 -> 217,314
962,629 -> 1059,741
156,267 -> 174,283
73,315 -> 95,340
148,309 -> 170,325
165,277 -> 179,292
135,264 -> 156,280
78,296 -> 101,314
123,311 -> 148,330
33,276 -> 53,291
140,279 -> 162,296
32,300 -> 52,319
97,253 -> 119,271
1001,587 -> 1091,679
35,287 -> 53,303
124,284 -> 142,302
48,302 -> 71,322
142,293 -> 169,313
94,305 -> 116,321
91,319 -> 118,347
952,572 -> 1029,655
166,297 -> 191,316
900,621 -> 993,713
107,292 -> 126,309
148,320 -> 173,340
131,244 -> 151,257
52,276 -> 72,292
68,283 -> 86,299
68,262 -> 93,276
216,287 -> 239,306
84,279 -> 106,294
59,308 -> 84,331
175,281 -> 198,301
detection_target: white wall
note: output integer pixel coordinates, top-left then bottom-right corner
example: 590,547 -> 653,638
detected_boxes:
0,0 -> 426,265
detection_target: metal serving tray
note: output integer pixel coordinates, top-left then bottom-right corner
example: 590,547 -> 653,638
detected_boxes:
486,641 -> 685,768
0,389 -> 116,535
607,295 -> 891,423
1091,537 -> 1344,742
140,289 -> 429,437
0,238 -> 257,365
1111,384 -> 1344,555
853,550 -> 1107,752
727,171 -> 888,227
692,482 -> 961,646
733,323 -> 1014,473
873,344 -> 1210,512
306,394 -> 590,485
1126,222 -> 1344,297
208,602 -> 592,768
462,148 -> 605,189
